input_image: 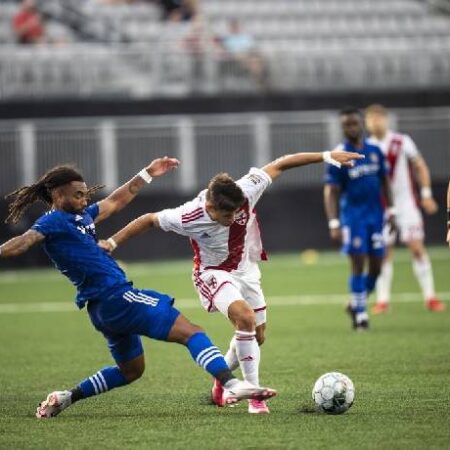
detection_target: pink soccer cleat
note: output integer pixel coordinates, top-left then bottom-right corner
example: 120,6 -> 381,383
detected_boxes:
222,380 -> 276,406
211,378 -> 225,407
36,391 -> 72,419
248,399 -> 270,414
426,298 -> 446,312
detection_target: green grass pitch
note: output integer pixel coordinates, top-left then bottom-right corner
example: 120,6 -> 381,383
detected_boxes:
0,248 -> 449,449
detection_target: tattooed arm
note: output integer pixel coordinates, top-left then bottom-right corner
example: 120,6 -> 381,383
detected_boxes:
0,230 -> 44,258
94,157 -> 179,224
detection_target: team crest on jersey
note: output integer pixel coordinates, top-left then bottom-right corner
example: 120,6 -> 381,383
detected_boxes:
207,276 -> 218,289
370,153 -> 379,163
234,209 -> 248,226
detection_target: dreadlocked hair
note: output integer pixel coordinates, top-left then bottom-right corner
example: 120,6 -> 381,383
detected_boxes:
5,165 -> 103,224
206,173 -> 245,211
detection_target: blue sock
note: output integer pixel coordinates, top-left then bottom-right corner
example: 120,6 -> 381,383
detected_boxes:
78,366 -> 128,399
349,274 -> 367,314
365,274 -> 377,295
186,332 -> 229,378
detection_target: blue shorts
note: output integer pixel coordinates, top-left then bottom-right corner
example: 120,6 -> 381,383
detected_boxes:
341,219 -> 385,257
87,287 -> 180,364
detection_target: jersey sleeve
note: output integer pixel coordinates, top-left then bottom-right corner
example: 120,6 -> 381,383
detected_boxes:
377,147 -> 387,178
31,212 -> 61,238
236,167 -> 272,208
157,205 -> 189,236
324,163 -> 343,186
403,135 -> 421,161
85,203 -> 100,221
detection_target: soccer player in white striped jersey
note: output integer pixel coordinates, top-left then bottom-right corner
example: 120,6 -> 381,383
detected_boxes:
100,149 -> 362,414
365,104 -> 445,313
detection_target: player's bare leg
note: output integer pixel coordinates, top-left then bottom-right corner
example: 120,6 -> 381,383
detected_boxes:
407,240 -> 445,312
374,246 -> 394,314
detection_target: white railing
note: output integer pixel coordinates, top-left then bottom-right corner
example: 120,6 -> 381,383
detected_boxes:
0,107 -> 449,197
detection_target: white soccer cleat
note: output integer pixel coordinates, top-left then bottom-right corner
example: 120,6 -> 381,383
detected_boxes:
248,399 -> 270,414
222,380 -> 276,405
36,390 -> 72,419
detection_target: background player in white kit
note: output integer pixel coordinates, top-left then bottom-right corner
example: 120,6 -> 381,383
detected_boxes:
365,104 -> 445,313
100,149 -> 362,414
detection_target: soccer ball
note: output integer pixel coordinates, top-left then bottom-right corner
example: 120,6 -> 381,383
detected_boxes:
312,372 -> 355,414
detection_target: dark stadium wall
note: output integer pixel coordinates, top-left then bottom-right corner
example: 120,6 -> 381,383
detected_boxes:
1,182 -> 447,269
2,89 -> 450,119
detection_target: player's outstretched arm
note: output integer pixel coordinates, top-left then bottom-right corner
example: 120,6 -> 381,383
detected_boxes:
412,157 -> 438,215
94,157 -> 179,224
261,150 -> 363,180
323,184 -> 342,243
0,230 -> 44,258
98,213 -> 160,253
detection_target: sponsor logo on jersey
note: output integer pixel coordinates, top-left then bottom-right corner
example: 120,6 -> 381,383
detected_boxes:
348,163 -> 379,179
247,174 -> 262,185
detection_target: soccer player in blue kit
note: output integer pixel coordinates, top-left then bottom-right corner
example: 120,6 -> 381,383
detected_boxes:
324,108 -> 395,330
0,158 -> 276,419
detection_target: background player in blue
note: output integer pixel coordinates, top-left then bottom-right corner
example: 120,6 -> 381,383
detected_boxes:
324,108 -> 396,330
0,160 -> 276,419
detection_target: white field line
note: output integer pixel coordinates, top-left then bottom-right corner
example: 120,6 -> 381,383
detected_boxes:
0,292 -> 449,314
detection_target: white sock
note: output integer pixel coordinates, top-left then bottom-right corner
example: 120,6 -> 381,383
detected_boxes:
412,255 -> 435,300
376,260 -> 393,304
234,330 -> 260,387
224,336 -> 239,371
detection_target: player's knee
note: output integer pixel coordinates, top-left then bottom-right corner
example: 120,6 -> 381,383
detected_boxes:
120,362 -> 145,383
235,310 -> 256,331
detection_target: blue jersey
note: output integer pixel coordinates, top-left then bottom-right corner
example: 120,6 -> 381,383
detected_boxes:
31,204 -> 130,309
325,140 -> 387,224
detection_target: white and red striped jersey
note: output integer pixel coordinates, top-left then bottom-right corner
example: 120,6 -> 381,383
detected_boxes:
157,168 -> 272,274
369,131 -> 421,215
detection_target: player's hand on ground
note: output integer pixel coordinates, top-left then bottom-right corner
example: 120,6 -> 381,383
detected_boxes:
421,197 -> 438,215
146,157 -> 180,177
98,240 -> 114,253
330,228 -> 342,243
330,150 -> 364,167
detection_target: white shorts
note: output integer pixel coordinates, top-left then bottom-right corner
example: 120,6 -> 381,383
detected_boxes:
385,207 -> 424,245
192,263 -> 267,326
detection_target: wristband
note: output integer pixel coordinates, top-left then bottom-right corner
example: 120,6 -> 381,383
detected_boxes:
323,151 -> 342,169
328,218 -> 340,229
138,168 -> 153,184
420,186 -> 432,199
107,237 -> 118,251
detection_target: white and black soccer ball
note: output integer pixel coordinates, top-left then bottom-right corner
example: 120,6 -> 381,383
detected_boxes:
312,372 -> 355,414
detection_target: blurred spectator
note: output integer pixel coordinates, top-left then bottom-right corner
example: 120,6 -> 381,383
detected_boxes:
12,0 -> 46,45
159,0 -> 199,22
219,19 -> 267,88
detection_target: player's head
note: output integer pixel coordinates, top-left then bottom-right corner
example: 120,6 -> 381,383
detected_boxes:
365,104 -> 389,137
5,165 -> 103,224
205,173 -> 245,226
339,107 -> 364,143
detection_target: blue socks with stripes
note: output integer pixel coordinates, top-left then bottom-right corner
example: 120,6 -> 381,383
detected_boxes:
349,274 -> 368,323
77,366 -> 128,399
73,333 -> 232,402
186,332 -> 232,383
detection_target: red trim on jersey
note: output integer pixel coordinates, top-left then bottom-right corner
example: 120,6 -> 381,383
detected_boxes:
253,208 -> 268,261
191,239 -> 201,272
253,306 -> 267,312
386,135 -> 403,179
205,201 -> 250,272
182,208 -> 204,224
407,159 -> 420,208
